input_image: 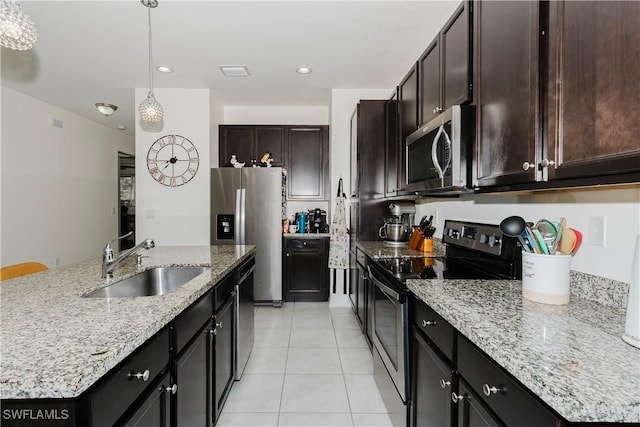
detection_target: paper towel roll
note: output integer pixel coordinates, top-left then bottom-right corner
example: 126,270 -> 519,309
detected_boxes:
622,234 -> 640,349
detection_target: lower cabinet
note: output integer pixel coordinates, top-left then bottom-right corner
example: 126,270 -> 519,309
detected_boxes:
454,380 -> 502,427
175,327 -> 210,427
410,325 -> 456,427
283,237 -> 329,302
213,295 -> 234,420
123,371 -> 172,427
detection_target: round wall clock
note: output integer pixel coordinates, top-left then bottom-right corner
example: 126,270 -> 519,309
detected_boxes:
146,134 -> 199,187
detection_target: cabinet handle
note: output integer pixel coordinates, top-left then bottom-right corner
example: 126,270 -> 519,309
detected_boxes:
540,159 -> 555,168
451,393 -> 464,403
216,321 -> 223,329
303,241 -> 307,246
482,384 -> 501,396
165,384 -> 178,394
440,379 -> 451,389
522,161 -> 534,171
209,328 -> 216,336
286,253 -> 290,257
422,319 -> 436,327
128,369 -> 150,382
432,107 -> 443,114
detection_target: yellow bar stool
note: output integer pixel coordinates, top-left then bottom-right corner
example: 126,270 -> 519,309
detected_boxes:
0,262 -> 49,281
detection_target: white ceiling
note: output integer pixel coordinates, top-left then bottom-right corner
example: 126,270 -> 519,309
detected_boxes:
2,1 -> 460,135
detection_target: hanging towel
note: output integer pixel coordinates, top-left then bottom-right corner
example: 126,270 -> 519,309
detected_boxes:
328,178 -> 350,269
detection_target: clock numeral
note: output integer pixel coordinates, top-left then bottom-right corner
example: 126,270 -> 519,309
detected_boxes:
187,167 -> 197,176
179,176 -> 187,185
169,177 -> 177,187
147,158 -> 157,165
187,146 -> 196,153
189,157 -> 198,163
148,167 -> 160,176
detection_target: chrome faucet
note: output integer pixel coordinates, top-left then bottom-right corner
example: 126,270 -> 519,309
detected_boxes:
102,232 -> 155,278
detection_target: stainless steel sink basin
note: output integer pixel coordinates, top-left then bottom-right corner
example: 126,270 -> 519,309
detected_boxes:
85,266 -> 208,298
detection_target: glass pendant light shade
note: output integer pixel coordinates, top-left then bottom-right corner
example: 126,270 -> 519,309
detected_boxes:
139,92 -> 164,122
0,0 -> 38,51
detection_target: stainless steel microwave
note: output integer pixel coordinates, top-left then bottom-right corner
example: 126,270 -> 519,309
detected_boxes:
405,105 -> 474,194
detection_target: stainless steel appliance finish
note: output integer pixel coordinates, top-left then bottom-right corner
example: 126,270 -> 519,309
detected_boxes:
211,167 -> 283,304
405,105 -> 474,194
234,256 -> 255,380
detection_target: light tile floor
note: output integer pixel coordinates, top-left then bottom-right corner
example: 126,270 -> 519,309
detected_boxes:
218,302 -> 393,427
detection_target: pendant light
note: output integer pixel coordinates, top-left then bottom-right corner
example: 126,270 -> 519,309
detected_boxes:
0,0 -> 37,51
138,0 -> 163,122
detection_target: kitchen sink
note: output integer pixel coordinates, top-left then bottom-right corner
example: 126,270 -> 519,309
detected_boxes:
85,266 -> 208,298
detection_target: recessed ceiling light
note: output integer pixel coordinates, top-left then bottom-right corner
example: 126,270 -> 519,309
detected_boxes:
296,66 -> 312,74
95,103 -> 118,117
118,125 -> 127,131
156,66 -> 172,73
219,66 -> 251,77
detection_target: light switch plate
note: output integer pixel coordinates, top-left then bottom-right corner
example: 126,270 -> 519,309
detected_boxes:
588,216 -> 606,247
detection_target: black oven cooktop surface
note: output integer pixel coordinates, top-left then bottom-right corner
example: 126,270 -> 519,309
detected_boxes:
374,219 -> 523,286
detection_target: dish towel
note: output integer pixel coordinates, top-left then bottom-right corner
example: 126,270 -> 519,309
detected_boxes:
329,179 -> 350,292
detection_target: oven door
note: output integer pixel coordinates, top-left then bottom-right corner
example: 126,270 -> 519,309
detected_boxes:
368,263 -> 407,402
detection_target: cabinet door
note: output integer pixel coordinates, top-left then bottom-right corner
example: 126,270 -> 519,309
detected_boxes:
442,1 -> 471,109
219,126 -> 255,166
284,238 -> 329,301
123,372 -> 171,427
358,100 -> 386,198
213,296 -> 234,420
398,64 -> 419,193
255,127 -> 286,167
474,1 -> 540,188
419,37 -> 441,126
385,89 -> 399,197
546,1 -> 640,182
287,127 -> 329,200
175,327 -> 210,427
456,380 -> 503,427
356,262 -> 367,333
411,327 -> 455,427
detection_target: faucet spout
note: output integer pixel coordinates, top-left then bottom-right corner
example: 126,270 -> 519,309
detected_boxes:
102,234 -> 155,278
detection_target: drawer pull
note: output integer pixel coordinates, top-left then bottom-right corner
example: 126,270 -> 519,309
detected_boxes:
522,161 -> 534,171
440,379 -> 451,389
216,321 -> 223,329
451,393 -> 464,403
483,384 -> 501,396
165,384 -> 178,394
209,328 -> 216,336
128,369 -> 150,382
422,319 -> 437,327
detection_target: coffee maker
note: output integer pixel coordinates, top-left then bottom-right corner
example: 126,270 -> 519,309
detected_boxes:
308,208 -> 328,233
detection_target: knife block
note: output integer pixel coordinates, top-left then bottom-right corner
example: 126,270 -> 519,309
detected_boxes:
408,228 -> 423,250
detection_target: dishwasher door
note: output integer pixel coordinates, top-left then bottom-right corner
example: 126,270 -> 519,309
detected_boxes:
234,257 -> 255,380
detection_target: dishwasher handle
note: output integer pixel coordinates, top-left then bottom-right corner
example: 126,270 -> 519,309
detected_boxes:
236,257 -> 256,284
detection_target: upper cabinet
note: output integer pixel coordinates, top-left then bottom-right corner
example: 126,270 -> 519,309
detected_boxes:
419,1 -> 472,126
397,64 -> 419,195
352,100 -> 386,199
544,1 -> 640,183
287,126 -> 330,201
219,125 -> 285,167
473,1 -> 541,188
385,88 -> 400,197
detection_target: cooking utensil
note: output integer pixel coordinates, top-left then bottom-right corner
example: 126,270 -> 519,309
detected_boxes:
499,216 -> 532,253
532,228 -> 550,255
550,217 -> 565,254
525,226 -> 541,254
570,228 -> 583,254
559,227 -> 580,255
534,219 -> 558,253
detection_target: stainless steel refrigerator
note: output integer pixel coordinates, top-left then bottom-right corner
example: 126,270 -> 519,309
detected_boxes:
211,167 -> 283,305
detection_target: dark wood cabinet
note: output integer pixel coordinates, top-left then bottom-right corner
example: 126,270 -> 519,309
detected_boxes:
455,380 -> 503,427
420,1 -> 472,126
287,126 -> 330,200
123,372 -> 171,427
410,326 -> 456,427
283,237 -> 329,302
384,88 -> 400,197
398,64 -> 419,194
545,1 -> 640,183
219,125 -> 285,167
352,100 -> 386,198
213,294 -> 234,420
175,327 -> 210,427
473,0 -> 541,188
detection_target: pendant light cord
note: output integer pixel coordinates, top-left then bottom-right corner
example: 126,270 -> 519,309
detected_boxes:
147,5 -> 153,94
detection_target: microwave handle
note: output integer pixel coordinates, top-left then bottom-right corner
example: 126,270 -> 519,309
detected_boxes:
431,124 -> 452,184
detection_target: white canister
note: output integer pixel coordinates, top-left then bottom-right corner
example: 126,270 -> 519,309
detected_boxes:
522,252 -> 572,305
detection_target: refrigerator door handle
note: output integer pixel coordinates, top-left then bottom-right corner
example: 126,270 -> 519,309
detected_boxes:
235,188 -> 242,244
239,188 -> 247,244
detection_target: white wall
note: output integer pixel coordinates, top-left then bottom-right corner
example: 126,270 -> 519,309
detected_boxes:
414,187 -> 640,283
135,88 -> 210,246
1,87 -> 135,268
224,106 -> 329,125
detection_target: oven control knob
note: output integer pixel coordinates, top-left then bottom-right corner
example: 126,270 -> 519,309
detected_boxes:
488,235 -> 500,247
479,234 -> 488,244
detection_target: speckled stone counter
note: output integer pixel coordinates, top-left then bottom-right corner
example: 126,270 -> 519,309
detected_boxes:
408,279 -> 640,423
283,233 -> 330,239
0,245 -> 255,400
356,239 -> 446,259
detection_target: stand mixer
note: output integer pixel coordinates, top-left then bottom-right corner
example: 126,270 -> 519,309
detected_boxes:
379,202 -> 416,246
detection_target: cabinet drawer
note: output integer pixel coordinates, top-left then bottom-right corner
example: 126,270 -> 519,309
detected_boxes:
411,295 -> 455,363
90,328 -> 170,427
286,238 -> 323,250
175,289 -> 213,355
457,335 -> 560,427
215,272 -> 235,311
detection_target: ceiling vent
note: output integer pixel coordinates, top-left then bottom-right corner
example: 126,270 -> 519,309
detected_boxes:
218,66 -> 250,77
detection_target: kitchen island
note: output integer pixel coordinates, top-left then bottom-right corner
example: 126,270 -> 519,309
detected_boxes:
0,245 -> 254,425
408,279 -> 640,424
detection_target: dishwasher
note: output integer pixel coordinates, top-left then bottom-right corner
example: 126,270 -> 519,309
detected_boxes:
234,256 -> 255,380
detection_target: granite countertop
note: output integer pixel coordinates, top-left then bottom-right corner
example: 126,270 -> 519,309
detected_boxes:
283,233 -> 330,239
356,239 -> 446,259
0,245 -> 255,400
408,279 -> 640,424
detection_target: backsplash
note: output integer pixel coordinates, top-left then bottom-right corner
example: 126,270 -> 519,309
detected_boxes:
571,271 -> 629,310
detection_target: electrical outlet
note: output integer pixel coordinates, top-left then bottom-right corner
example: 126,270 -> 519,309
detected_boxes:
54,257 -> 60,267
588,216 -> 606,247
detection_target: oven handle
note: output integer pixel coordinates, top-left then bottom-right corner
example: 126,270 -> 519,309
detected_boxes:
367,265 -> 401,301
